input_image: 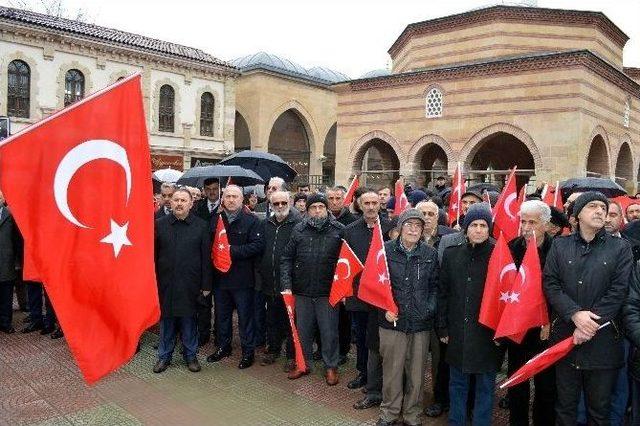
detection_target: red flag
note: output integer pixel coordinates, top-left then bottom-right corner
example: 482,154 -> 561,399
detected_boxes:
281,293 -> 308,373
358,221 -> 398,315
500,335 -> 573,388
495,236 -> 549,343
393,178 -> 409,216
343,174 -> 360,205
448,163 -> 465,225
478,233 -> 516,330
329,239 -> 364,307
0,74 -> 159,384
542,182 -> 563,211
493,167 -> 521,241
212,218 -> 232,272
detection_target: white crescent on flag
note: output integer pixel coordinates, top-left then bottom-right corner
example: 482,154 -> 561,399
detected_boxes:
504,192 -> 518,220
335,258 -> 352,280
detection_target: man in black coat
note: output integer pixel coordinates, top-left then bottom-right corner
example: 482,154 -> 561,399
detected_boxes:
438,203 -> 503,426
343,189 -> 393,407
154,182 -> 175,219
0,191 -> 21,334
544,192 -> 633,425
193,178 -> 220,222
206,185 -> 264,369
281,193 -> 344,385
257,190 -> 300,368
505,200 -> 555,426
153,188 -> 213,374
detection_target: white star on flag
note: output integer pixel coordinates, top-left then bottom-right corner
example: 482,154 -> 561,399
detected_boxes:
509,292 -> 520,303
100,219 -> 132,257
499,291 -> 510,302
378,273 -> 388,284
218,243 -> 226,250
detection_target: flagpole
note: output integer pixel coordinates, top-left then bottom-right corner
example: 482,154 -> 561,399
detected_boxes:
456,162 -> 461,224
554,180 -> 560,207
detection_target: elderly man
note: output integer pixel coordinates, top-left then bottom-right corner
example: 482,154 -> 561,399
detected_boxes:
255,177 -> 285,215
544,192 -> 633,425
207,185 -> 264,369
153,188 -> 213,373
504,200 -> 555,426
377,209 -> 439,426
626,202 -> 640,223
193,178 -> 220,221
438,203 -> 503,426
155,183 -> 175,219
327,186 -> 356,226
281,193 -> 344,385
258,190 -> 300,368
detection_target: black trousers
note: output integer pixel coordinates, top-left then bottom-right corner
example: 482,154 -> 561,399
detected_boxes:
433,339 -> 450,405
214,287 -> 255,357
25,281 -> 56,328
555,361 -> 618,426
351,310 -> 369,375
507,331 -> 556,426
0,280 -> 14,329
196,291 -> 214,344
265,294 -> 293,359
338,303 -> 351,357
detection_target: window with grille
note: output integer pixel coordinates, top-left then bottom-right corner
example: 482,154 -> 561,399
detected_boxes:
7,60 -> 30,118
64,69 -> 84,106
200,92 -> 214,136
425,88 -> 443,118
159,85 -> 175,132
624,101 -> 630,128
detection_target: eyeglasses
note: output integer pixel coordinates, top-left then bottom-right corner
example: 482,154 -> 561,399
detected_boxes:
272,201 -> 288,207
402,222 -> 423,230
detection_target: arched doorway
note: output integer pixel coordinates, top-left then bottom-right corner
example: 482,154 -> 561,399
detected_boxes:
614,142 -> 633,191
416,144 -> 448,187
234,111 -> 251,151
322,123 -> 336,185
586,135 -> 609,177
268,109 -> 311,177
354,138 -> 400,188
467,131 -> 535,189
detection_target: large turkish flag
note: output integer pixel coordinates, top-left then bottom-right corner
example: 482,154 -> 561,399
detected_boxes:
358,221 -> 398,315
493,167 -> 521,241
212,218 -> 231,273
329,239 -> 364,307
478,233 -> 516,330
0,74 -> 159,384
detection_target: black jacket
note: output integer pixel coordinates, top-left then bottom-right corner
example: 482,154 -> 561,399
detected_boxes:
438,239 -> 504,373
543,229 -> 633,369
0,207 -> 21,281
193,198 -> 218,222
258,210 -> 301,296
154,213 -> 213,318
280,217 -> 344,297
154,206 -> 171,220
342,217 -> 394,312
332,207 -> 356,227
212,209 -> 264,290
378,239 -> 438,334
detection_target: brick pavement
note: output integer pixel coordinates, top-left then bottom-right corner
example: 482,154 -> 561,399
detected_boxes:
1,311 -> 511,425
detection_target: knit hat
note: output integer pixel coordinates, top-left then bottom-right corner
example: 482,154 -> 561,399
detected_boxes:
397,208 -> 426,230
306,193 -> 328,211
572,191 -> 609,218
461,190 -> 483,203
408,189 -> 428,206
462,202 -> 493,232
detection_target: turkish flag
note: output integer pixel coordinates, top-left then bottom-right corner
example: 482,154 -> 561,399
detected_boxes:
343,174 -> 359,206
478,233 -> 516,330
393,178 -> 409,216
500,335 -> 573,388
329,239 -> 364,307
495,236 -> 548,343
493,167 -> 521,241
358,221 -> 398,315
281,293 -> 307,373
542,181 -> 563,211
0,74 -> 159,384
448,163 -> 465,225
212,218 -> 231,273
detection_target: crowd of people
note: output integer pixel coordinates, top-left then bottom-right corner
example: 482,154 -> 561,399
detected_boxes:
5,172 -> 640,426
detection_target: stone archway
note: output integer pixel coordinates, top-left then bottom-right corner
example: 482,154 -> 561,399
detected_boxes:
268,109 -> 311,177
234,111 -> 251,151
407,134 -> 453,187
586,134 -> 610,177
322,123 -> 336,184
352,137 -> 400,188
614,142 -> 633,191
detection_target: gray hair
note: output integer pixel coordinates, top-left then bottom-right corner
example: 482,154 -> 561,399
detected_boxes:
160,182 -> 176,191
520,200 -> 551,223
414,200 -> 439,212
270,190 -> 290,203
269,177 -> 285,188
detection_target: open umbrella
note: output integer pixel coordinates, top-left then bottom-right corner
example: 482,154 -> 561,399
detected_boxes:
219,150 -> 297,182
176,165 -> 264,188
560,177 -> 626,198
152,168 -> 183,183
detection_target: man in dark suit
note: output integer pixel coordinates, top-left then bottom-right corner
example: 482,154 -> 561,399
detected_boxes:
193,178 -> 220,222
154,182 -> 175,219
0,190 -> 22,334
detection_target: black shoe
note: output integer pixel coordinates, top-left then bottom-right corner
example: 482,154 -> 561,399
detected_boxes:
187,359 -> 201,372
50,328 -> 64,339
206,347 -> 231,363
0,326 -> 15,334
153,359 -> 170,373
338,355 -> 348,366
40,325 -> 54,335
312,350 -> 322,361
354,397 -> 381,410
347,374 -> 367,389
238,355 -> 254,369
21,321 -> 44,333
424,402 -> 447,418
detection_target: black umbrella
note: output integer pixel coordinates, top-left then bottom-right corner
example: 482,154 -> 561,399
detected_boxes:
176,165 -> 264,188
560,177 -> 626,198
218,150 -> 297,182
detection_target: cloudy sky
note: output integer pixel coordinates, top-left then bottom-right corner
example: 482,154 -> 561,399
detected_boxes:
3,0 -> 639,78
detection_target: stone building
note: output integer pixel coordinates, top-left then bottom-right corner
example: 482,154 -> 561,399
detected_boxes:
0,6 -> 239,171
334,5 -> 640,192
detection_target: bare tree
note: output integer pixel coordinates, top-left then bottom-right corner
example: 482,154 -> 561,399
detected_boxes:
8,0 -> 95,23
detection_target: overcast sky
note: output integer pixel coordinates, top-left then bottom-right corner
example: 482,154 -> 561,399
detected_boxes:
3,0 -> 639,78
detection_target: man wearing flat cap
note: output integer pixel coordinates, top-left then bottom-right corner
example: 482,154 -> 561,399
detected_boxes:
544,191 -> 633,425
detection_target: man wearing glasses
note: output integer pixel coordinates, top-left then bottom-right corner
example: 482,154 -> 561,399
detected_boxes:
255,177 -> 285,215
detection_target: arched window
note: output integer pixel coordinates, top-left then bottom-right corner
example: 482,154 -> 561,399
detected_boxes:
200,92 -> 214,137
425,87 -> 443,118
158,85 -> 175,132
624,100 -> 631,128
64,69 -> 85,106
7,60 -> 30,118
